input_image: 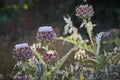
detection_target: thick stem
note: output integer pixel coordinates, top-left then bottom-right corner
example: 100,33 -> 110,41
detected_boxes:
88,30 -> 95,50
96,43 -> 100,58
34,51 -> 45,65
34,51 -> 48,80
57,46 -> 76,70
83,19 -> 95,51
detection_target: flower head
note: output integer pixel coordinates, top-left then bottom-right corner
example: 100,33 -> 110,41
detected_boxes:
42,50 -> 58,63
13,43 -> 33,60
102,32 -> 111,39
36,26 -> 56,41
75,4 -> 94,19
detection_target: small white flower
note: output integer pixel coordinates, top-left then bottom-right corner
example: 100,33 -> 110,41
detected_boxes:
74,48 -> 86,60
30,43 -> 41,51
30,43 -> 36,51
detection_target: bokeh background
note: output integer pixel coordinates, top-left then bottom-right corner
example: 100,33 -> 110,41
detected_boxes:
0,0 -> 120,79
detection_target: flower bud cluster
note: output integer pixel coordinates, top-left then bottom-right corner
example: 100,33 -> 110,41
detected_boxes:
13,43 -> 33,60
36,26 -> 56,41
76,4 -> 94,19
42,50 -> 58,63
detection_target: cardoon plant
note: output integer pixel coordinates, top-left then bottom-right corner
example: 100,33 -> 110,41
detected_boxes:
12,26 -> 76,80
57,3 -> 120,80
11,2 -> 120,80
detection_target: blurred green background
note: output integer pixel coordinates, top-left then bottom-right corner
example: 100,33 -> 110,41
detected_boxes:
0,0 -> 120,79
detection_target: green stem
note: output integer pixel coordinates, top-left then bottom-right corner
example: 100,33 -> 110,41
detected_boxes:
34,51 -> 45,65
34,51 -> 48,80
83,19 -> 95,51
24,61 -> 29,75
42,66 -> 48,80
88,31 -> 95,50
57,46 -> 76,70
96,43 -> 100,58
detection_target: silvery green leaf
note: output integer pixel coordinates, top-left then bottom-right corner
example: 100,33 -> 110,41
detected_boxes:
80,22 -> 85,28
88,68 -> 94,80
113,47 -> 119,53
95,32 -> 104,44
41,45 -> 49,51
70,64 -> 74,73
69,27 -> 73,33
83,57 -> 99,63
63,23 -> 70,35
63,15 -> 71,23
63,15 -> 73,35
14,71 -> 22,79
60,70 -> 66,74
105,66 -> 108,77
74,62 -> 82,70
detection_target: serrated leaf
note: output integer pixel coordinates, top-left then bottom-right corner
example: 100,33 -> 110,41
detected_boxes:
83,58 -> 99,63
57,37 -> 94,53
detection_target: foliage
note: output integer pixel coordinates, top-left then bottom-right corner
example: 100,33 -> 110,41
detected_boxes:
0,0 -> 29,25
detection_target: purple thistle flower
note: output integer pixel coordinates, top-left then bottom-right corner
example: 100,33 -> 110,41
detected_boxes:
75,4 -> 94,19
13,43 -> 33,60
42,50 -> 58,63
102,32 -> 112,39
36,26 -> 56,41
